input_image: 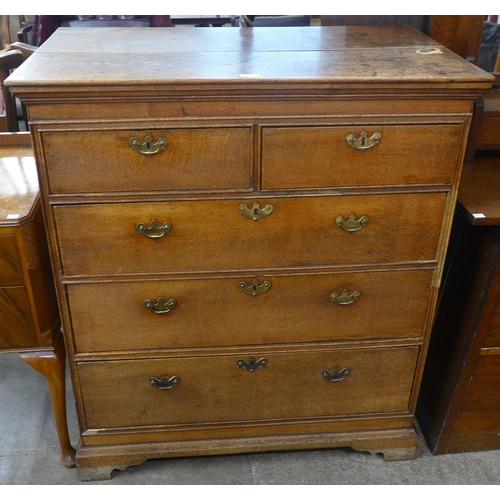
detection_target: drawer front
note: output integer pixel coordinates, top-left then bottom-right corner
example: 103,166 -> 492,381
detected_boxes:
450,353 -> 500,436
261,124 -> 461,189
459,353 -> 500,415
0,286 -> 36,348
78,346 -> 419,429
55,193 -> 446,277
42,127 -> 252,194
69,269 -> 433,353
0,235 -> 22,283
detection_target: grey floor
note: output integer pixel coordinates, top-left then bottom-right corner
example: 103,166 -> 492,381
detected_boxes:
1,352 -> 499,485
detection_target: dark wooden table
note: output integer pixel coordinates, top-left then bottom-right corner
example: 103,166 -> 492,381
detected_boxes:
417,158 -> 500,454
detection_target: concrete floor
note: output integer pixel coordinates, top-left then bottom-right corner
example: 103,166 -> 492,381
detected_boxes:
1,352 -> 499,485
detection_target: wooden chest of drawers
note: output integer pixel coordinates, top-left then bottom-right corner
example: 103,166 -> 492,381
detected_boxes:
6,25 -> 493,480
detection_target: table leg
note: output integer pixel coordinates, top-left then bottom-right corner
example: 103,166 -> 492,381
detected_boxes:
19,335 -> 76,468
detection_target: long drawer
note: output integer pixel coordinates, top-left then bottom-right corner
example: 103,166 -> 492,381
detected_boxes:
78,345 -> 419,430
54,193 -> 446,277
41,127 -> 252,194
69,269 -> 433,353
261,124 -> 461,189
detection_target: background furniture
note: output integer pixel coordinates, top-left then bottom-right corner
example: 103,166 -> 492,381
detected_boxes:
6,25 -> 492,481
27,16 -> 173,45
0,132 -> 75,467
417,160 -> 500,453
61,19 -> 151,28
232,16 -> 310,27
415,12 -> 500,455
466,87 -> 500,160
0,42 -> 36,132
0,49 -> 24,131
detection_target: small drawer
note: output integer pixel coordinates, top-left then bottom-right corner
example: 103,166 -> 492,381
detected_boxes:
77,346 -> 419,430
69,269 -> 433,353
54,192 -> 446,277
261,124 -> 461,189
0,286 -> 36,348
41,127 -> 252,194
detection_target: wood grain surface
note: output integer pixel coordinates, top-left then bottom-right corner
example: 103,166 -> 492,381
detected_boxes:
54,193 -> 446,277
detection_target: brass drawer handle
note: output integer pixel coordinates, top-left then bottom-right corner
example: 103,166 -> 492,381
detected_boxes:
237,357 -> 267,372
137,219 -> 172,239
130,135 -> 167,155
150,375 -> 179,390
239,202 -> 273,221
346,131 -> 381,151
330,289 -> 360,305
335,213 -> 369,232
322,367 -> 351,382
239,278 -> 272,296
145,297 -> 177,314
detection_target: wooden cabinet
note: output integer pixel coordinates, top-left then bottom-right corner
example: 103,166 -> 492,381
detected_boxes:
6,25 -> 493,480
417,159 -> 500,454
0,133 -> 75,467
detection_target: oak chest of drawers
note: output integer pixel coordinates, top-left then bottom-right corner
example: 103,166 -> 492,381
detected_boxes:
6,25 -> 493,480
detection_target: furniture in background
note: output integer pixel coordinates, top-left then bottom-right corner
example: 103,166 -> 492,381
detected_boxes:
6,25 -> 492,481
414,11 -> 500,454
0,132 -> 75,467
415,14 -> 500,451
0,41 -> 36,132
416,160 -> 500,454
0,49 -> 24,131
232,16 -> 310,27
27,16 -> 173,46
0,15 -> 35,48
0,15 -> 10,48
61,18 -> 151,28
466,87 -> 500,160
170,16 -> 233,27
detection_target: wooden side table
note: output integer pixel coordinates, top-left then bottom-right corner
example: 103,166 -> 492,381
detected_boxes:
0,132 -> 75,467
417,157 -> 500,454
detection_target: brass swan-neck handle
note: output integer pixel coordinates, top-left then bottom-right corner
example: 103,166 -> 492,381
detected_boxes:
330,289 -> 360,306
145,297 -> 177,314
322,367 -> 351,382
130,135 -> 167,155
150,375 -> 179,390
335,213 -> 369,232
239,278 -> 272,296
239,202 -> 274,221
346,131 -> 381,151
137,220 -> 172,239
237,357 -> 267,372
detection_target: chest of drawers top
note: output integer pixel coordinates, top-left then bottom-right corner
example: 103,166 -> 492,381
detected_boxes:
7,25 -> 492,100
